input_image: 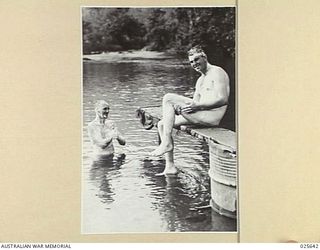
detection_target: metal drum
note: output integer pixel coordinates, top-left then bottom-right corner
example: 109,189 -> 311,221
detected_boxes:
208,140 -> 237,219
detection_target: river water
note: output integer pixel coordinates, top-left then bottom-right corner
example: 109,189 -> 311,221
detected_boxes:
82,52 -> 236,233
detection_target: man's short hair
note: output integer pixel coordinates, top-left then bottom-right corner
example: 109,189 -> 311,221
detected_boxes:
187,45 -> 207,58
95,100 -> 109,112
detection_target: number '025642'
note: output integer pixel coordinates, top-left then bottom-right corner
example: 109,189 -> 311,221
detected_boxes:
300,244 -> 319,248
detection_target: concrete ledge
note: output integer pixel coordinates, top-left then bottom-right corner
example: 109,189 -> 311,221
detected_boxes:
137,106 -> 236,152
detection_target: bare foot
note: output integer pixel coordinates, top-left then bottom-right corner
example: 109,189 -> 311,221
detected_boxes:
150,143 -> 173,156
155,166 -> 178,176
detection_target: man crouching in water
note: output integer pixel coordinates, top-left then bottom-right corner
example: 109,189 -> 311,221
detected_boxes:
88,100 -> 126,156
150,46 -> 230,176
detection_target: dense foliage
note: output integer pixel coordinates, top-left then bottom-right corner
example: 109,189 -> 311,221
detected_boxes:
82,8 -> 235,59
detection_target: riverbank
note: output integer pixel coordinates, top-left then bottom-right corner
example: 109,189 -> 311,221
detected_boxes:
83,50 -> 180,62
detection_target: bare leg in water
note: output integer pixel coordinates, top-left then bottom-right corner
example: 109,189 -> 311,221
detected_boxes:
150,94 -> 179,156
151,94 -> 197,175
151,93 -> 216,156
150,93 -> 225,161
154,120 -> 178,176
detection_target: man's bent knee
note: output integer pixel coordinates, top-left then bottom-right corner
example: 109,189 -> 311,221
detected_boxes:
163,93 -> 180,104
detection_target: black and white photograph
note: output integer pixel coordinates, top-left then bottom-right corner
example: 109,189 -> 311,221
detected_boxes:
81,6 -> 237,233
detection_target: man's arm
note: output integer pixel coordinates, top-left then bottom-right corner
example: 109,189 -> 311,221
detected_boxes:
116,133 -> 126,145
88,124 -> 113,149
109,121 -> 126,146
113,127 -> 126,145
192,77 -> 202,103
196,69 -> 229,109
182,68 -> 229,113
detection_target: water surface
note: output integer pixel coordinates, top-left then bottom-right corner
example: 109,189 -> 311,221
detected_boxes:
82,54 -> 236,233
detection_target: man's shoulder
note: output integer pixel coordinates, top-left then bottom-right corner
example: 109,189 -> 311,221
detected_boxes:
209,65 -> 229,82
209,65 -> 227,75
87,120 -> 96,130
88,119 -> 115,127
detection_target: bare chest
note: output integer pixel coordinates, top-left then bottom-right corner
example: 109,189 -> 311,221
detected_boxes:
97,123 -> 114,138
198,74 -> 215,92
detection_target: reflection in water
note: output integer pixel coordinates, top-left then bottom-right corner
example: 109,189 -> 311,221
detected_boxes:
142,158 -> 215,232
89,154 -> 126,205
82,57 -> 236,233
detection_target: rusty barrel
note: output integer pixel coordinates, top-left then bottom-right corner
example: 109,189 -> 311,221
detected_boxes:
208,134 -> 237,219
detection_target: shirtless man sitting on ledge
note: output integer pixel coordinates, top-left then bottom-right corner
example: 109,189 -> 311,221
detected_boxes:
150,45 -> 230,176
